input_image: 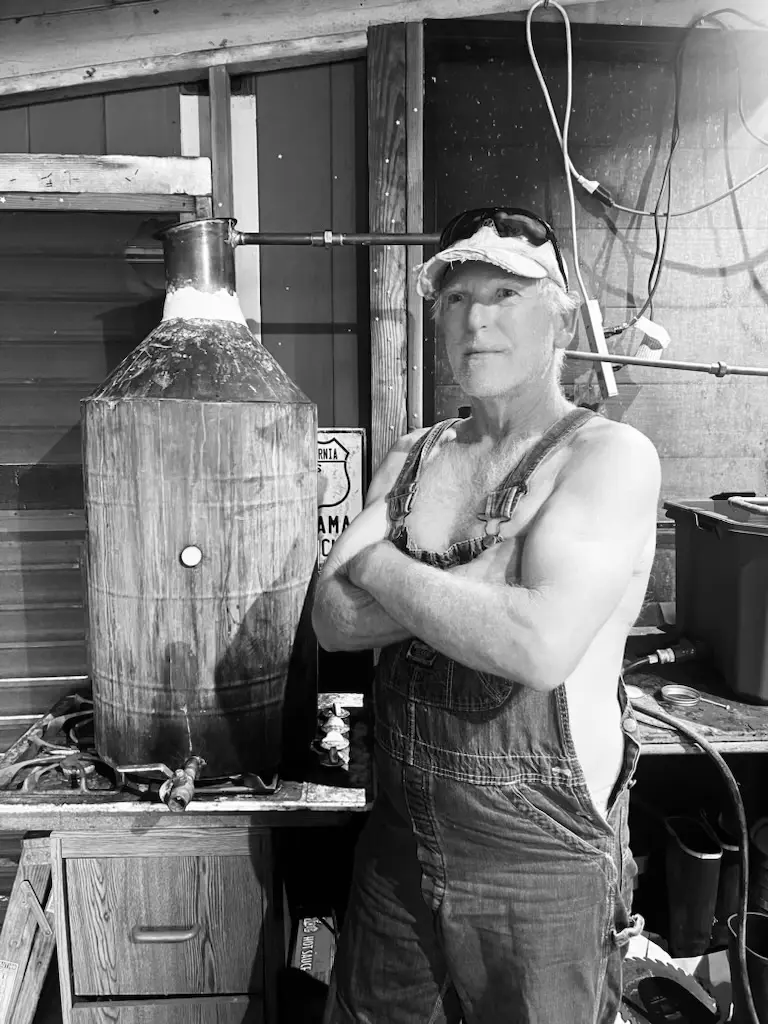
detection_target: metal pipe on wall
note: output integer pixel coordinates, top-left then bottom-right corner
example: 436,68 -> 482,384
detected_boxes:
233,230 -> 768,379
567,350 -> 768,378
234,231 -> 440,246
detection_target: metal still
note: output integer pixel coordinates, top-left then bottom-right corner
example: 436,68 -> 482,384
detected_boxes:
82,218 -> 318,782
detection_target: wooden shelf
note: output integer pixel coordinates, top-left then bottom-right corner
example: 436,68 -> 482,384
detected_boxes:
631,667 -> 768,755
0,691 -> 369,832
0,154 -> 213,217
0,194 -> 200,213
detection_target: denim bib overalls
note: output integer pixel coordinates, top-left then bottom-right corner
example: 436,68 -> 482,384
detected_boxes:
325,409 -> 643,1024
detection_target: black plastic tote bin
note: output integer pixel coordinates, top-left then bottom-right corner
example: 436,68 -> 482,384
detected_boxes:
664,499 -> 768,704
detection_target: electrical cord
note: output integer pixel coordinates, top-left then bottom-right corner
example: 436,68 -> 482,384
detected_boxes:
527,2 -> 768,338
607,35 -> 681,336
704,11 -> 768,147
526,0 -> 675,336
525,0 -> 590,305
604,9 -> 768,218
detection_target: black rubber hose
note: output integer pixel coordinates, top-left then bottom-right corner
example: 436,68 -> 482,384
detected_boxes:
636,703 -> 759,1024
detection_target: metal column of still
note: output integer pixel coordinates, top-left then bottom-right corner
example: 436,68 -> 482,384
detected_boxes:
82,218 -> 318,788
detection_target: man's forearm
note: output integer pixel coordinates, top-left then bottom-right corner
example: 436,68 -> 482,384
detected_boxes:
312,573 -> 412,652
355,543 -> 556,690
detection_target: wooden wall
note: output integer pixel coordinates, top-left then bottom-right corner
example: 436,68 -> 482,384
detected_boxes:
0,60 -> 368,752
424,20 -> 768,518
0,88 -> 181,751
256,61 -> 369,430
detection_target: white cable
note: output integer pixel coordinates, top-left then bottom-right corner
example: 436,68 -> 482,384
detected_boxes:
525,4 -> 600,196
526,5 -> 768,219
526,0 -> 589,301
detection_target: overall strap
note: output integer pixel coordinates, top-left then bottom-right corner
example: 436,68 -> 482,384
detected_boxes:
478,408 -> 596,545
386,419 -> 460,529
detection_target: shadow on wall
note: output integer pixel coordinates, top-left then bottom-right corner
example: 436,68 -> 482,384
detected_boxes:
212,538 -> 318,784
211,544 -> 317,782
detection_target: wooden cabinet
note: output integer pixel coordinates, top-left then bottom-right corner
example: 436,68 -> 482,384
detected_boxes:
52,827 -> 284,1024
67,853 -> 266,997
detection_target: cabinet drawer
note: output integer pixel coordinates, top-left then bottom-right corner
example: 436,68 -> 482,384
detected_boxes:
66,848 -> 271,997
70,999 -> 260,1024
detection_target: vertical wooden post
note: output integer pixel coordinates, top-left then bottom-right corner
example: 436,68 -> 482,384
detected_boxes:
405,23 -> 425,433
231,76 -> 262,335
179,86 -> 212,220
208,65 -> 234,219
368,24 -> 408,471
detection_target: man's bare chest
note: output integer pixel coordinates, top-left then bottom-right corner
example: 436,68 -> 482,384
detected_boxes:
403,441 -> 561,553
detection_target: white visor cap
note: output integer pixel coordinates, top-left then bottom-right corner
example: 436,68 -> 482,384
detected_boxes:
415,222 -> 569,300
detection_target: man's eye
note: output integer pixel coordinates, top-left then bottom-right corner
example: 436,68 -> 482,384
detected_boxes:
498,288 -> 518,300
445,293 -> 464,305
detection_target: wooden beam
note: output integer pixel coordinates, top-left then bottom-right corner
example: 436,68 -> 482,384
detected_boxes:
0,194 -> 197,213
208,66 -> 234,219
3,0 -> 764,101
230,79 -> 262,334
368,24 -> 408,471
405,23 -> 425,433
0,154 -> 211,196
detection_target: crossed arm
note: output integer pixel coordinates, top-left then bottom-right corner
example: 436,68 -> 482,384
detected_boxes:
310,439 -> 418,651
311,423 -> 661,691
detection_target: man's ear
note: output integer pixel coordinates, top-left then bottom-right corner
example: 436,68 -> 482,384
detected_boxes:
555,292 -> 581,349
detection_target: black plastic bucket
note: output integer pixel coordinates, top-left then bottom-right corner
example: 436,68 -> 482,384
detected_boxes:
727,911 -> 768,1023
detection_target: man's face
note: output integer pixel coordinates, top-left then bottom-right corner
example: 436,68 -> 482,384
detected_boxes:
438,262 -> 566,399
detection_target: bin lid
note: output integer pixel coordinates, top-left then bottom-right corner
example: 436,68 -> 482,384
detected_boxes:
664,499 -> 768,536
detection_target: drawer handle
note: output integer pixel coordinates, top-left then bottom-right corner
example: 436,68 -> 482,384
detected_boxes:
131,924 -> 201,944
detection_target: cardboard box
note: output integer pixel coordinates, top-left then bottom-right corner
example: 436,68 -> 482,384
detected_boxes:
290,916 -> 337,985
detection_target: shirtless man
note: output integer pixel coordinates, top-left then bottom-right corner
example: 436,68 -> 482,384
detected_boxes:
312,207 -> 661,1024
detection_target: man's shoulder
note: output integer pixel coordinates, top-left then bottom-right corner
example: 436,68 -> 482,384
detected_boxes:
365,425 -> 434,505
574,412 -> 659,462
562,413 -> 661,492
392,425 -> 432,455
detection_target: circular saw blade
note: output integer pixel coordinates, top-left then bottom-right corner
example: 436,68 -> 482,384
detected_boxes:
618,955 -> 721,1024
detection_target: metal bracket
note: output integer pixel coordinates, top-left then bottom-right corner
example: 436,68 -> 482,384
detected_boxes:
19,881 -> 53,937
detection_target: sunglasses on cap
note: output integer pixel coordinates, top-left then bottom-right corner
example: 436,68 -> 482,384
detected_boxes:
438,207 -> 569,289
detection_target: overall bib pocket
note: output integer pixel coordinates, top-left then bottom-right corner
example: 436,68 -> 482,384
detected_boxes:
383,641 -> 513,711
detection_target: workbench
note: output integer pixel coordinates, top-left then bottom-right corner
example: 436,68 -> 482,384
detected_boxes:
625,631 -> 768,755
0,693 -> 369,1024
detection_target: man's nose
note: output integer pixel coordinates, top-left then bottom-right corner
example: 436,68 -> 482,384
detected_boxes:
467,300 -> 489,331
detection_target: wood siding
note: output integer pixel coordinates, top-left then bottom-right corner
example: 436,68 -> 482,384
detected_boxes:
255,60 -> 369,431
0,88 -> 181,753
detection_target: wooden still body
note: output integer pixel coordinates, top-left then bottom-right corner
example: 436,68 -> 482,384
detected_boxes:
82,317 -> 317,779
